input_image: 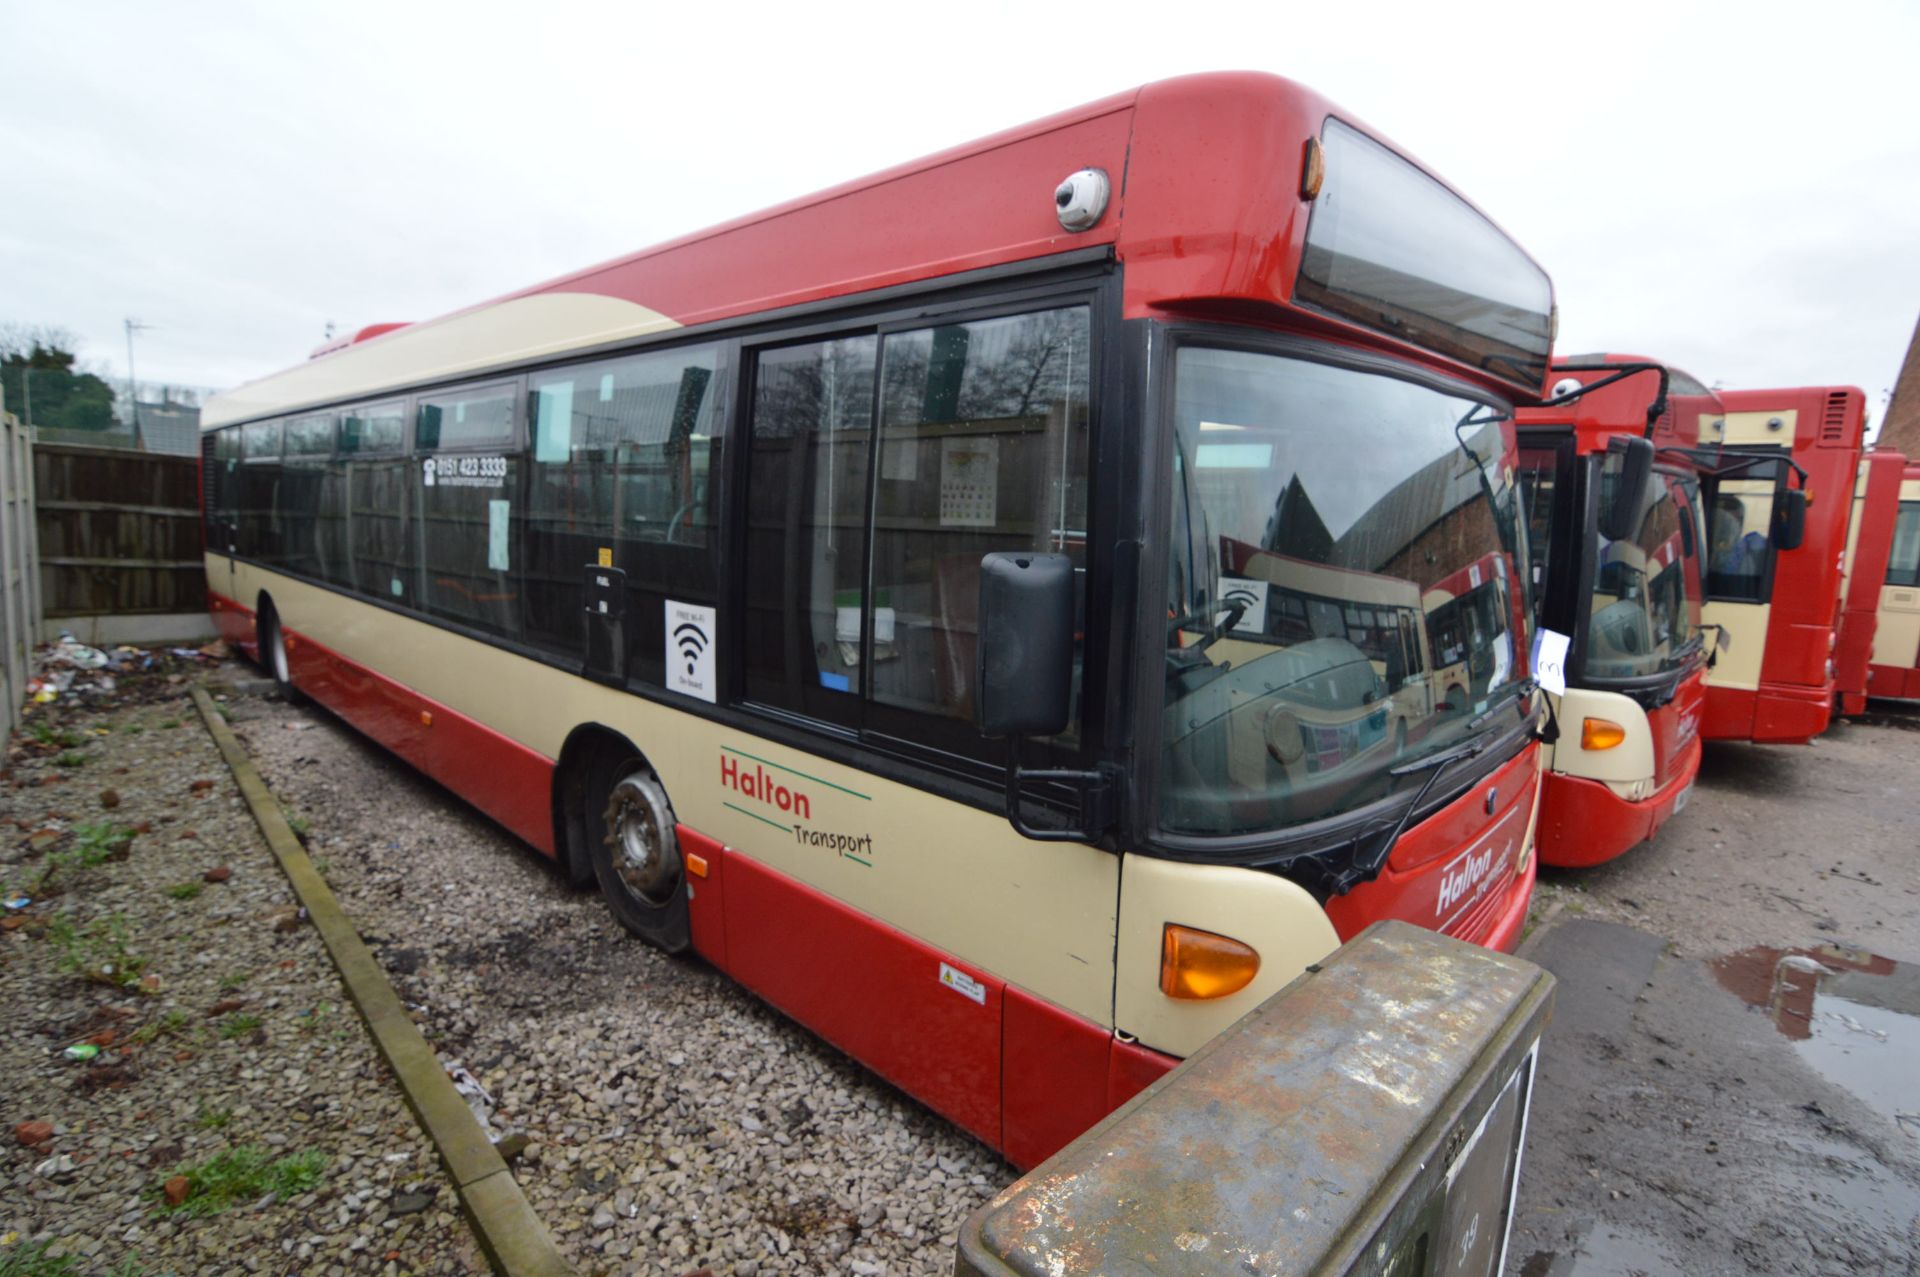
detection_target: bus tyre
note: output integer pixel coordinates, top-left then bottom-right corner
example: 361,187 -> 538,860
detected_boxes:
587,756 -> 690,953
259,604 -> 305,705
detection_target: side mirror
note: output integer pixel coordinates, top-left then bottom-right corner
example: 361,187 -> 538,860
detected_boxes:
976,552 -> 1075,738
1598,436 -> 1654,542
1776,488 -> 1808,551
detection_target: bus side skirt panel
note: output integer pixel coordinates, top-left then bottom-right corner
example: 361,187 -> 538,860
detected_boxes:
244,600 -> 558,855
720,849 -> 1005,1149
1001,986 -> 1115,1171
677,825 -> 729,971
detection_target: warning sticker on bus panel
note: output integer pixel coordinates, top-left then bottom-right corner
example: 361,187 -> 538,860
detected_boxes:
666,600 -> 716,703
940,962 -> 986,1005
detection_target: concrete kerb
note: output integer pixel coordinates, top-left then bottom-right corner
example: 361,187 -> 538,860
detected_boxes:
189,685 -> 575,1277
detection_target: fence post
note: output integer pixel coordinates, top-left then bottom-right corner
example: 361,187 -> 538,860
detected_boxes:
0,402 -> 18,734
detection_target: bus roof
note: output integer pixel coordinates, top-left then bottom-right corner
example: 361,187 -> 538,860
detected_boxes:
206,71 -> 1553,429
1517,353 -> 1716,454
1714,386 -> 1868,452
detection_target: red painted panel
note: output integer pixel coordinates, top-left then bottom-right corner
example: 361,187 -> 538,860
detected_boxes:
1752,682 -> 1832,744
1869,663 -> 1920,699
722,851 -> 1004,1148
1701,684 -> 1756,741
1107,1037 -> 1180,1113
1836,451 -> 1906,711
1648,672 -> 1706,792
1323,746 -> 1537,949
678,826 -> 729,972
1536,733 -> 1698,870
271,623 -> 556,854
207,591 -> 256,654
1001,987 -> 1113,1171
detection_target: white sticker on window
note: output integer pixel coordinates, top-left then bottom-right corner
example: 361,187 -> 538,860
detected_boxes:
1531,628 -> 1570,696
666,599 -> 717,703
535,383 -> 573,463
1221,578 -> 1270,634
488,500 -> 510,572
939,962 -> 986,1005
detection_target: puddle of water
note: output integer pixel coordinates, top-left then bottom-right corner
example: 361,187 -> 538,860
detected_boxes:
1519,1222 -> 1683,1276
1709,943 -> 1920,1137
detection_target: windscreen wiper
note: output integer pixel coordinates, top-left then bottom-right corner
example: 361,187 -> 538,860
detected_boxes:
1322,732 -> 1497,896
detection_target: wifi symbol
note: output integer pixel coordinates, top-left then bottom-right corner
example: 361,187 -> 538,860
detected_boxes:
673,621 -> 709,676
1224,587 -> 1259,608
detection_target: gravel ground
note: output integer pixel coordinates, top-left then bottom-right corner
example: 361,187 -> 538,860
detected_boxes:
0,660 -> 486,1275
232,689 -> 1011,1277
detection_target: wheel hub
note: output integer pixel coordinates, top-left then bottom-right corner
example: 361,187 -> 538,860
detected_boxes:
605,777 -> 680,907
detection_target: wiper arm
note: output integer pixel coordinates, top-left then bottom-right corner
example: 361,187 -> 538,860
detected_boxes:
1388,731 -> 1494,780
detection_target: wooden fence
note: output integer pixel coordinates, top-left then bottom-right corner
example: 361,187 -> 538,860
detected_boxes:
0,412 -> 42,734
34,442 -> 205,623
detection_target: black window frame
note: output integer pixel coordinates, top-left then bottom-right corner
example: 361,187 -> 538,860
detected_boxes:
1701,450 -> 1788,605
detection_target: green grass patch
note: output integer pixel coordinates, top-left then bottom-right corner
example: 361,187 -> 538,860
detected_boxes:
193,1105 -> 232,1130
216,1013 -> 262,1040
46,913 -> 147,989
154,1145 -> 327,1217
164,882 -> 202,901
217,971 -> 251,993
130,1009 -> 192,1046
0,1241 -> 85,1275
53,751 -> 87,769
159,718 -> 181,730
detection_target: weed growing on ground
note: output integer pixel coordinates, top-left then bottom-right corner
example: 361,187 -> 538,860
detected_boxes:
45,913 -> 147,988
217,1013 -> 262,1040
294,1003 -> 335,1034
26,724 -> 88,750
286,813 -> 311,840
37,824 -> 135,892
194,1105 -> 232,1130
159,719 -> 180,730
130,1010 -> 192,1045
53,751 -> 87,768
123,723 -> 144,735
0,1241 -> 85,1275
217,971 -> 250,993
154,1145 -> 326,1217
164,882 -> 202,901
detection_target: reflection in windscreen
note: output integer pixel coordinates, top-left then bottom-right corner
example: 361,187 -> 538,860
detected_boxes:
1162,348 -> 1529,836
1588,466 -> 1699,679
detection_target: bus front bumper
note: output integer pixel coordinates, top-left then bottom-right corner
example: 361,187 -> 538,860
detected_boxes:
1536,735 -> 1702,869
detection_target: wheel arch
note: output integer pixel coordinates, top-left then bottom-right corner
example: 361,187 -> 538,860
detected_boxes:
551,723 -> 659,888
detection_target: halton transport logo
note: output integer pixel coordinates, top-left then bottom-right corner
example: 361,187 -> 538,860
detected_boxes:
719,746 -> 878,867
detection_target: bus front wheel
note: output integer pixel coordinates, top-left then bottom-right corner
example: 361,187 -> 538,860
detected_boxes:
258,602 -> 304,705
585,751 -> 691,953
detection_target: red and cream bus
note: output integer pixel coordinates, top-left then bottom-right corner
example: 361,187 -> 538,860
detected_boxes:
1696,387 -> 1860,744
1838,448 -> 1908,711
1517,358 -> 1716,867
1869,461 -> 1920,700
200,72 -> 1552,1168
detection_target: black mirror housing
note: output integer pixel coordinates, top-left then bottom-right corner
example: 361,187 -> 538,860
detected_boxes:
1776,488 -> 1808,551
976,552 -> 1075,738
1599,436 -> 1654,543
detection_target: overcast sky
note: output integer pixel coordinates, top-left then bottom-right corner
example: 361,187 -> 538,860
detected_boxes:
5,1 -> 1916,428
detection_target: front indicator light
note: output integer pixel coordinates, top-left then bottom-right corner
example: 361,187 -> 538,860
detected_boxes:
1160,924 -> 1260,1000
1582,717 -> 1627,750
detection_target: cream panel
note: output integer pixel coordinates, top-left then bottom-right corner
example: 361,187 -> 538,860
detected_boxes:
203,293 -> 680,428
1904,480 -> 1920,503
1114,855 -> 1339,1058
1718,408 -> 1797,447
1702,600 -> 1769,692
218,559 -> 1119,1025
1874,585 -> 1920,668
1545,687 -> 1653,784
1841,461 -> 1868,586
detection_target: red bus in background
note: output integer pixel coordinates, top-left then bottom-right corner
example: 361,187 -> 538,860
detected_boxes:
1869,462 -> 1920,699
1699,387 -> 1865,744
1836,449 -> 1906,713
200,73 -> 1554,1169
1517,358 -> 1715,867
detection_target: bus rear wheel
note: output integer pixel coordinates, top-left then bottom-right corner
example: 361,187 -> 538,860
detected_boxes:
585,752 -> 690,953
258,603 -> 304,705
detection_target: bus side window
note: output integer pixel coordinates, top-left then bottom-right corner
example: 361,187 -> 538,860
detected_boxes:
524,344 -> 726,679
867,307 -> 1091,737
414,384 -> 521,640
1706,491 -> 1771,602
741,335 -> 879,723
338,402 -> 411,603
1888,502 -> 1920,588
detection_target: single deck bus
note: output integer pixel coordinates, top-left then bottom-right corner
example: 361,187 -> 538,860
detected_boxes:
200,72 -> 1553,1169
1869,462 -> 1920,699
1517,358 -> 1717,866
1694,387 -> 1860,743
1837,448 -> 1908,710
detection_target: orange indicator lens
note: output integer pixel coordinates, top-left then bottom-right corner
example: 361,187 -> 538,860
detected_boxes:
1581,717 -> 1626,750
1160,924 -> 1260,1000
